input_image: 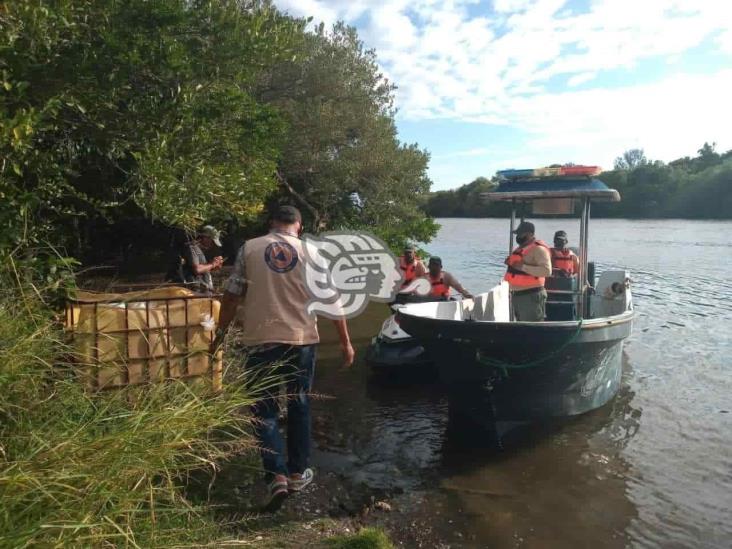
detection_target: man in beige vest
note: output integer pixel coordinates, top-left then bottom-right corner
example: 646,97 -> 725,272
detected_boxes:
216,206 -> 354,512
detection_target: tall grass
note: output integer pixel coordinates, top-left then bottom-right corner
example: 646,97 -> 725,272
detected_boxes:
0,266 -> 266,547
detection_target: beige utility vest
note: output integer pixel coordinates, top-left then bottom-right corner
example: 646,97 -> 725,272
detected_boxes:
236,232 -> 319,346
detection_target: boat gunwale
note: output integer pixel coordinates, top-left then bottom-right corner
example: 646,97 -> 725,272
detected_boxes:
397,308 -> 635,331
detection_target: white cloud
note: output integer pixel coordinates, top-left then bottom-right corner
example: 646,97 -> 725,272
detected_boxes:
718,30 -> 732,54
274,0 -> 340,27
273,0 -> 732,182
566,72 -> 596,87
515,70 -> 732,165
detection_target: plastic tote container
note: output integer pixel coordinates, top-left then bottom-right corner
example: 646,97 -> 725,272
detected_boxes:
65,286 -> 223,391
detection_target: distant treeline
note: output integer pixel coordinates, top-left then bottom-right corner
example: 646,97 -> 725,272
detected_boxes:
424,144 -> 732,219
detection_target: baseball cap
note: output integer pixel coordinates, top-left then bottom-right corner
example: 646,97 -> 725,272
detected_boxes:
404,243 -> 416,252
554,230 -> 568,240
512,221 -> 535,234
199,225 -> 222,247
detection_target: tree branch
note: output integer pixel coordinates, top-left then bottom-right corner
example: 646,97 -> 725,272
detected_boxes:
275,170 -> 325,230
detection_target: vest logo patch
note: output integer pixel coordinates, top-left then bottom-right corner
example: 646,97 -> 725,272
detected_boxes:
264,241 -> 298,273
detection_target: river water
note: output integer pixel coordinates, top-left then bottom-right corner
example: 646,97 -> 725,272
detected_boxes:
313,218 -> 732,548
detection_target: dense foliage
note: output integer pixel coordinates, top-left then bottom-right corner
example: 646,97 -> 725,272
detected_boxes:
1,1 -> 437,267
424,144 -> 732,219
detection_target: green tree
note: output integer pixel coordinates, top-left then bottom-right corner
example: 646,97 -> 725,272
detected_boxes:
256,23 -> 437,248
613,148 -> 648,171
0,0 -> 302,258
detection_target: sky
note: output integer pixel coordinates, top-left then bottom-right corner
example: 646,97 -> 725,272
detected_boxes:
273,0 -> 732,190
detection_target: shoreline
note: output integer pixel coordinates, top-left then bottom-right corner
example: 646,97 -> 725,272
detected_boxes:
191,451 -> 455,547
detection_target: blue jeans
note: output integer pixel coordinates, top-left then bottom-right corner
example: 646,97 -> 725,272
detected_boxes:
246,344 -> 315,481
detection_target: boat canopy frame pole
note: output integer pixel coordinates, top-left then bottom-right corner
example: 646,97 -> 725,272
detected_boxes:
509,200 -> 516,255
508,200 -> 516,321
577,198 -> 591,319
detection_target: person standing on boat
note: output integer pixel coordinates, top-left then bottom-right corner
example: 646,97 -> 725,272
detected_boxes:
399,244 -> 426,288
215,205 -> 355,512
550,230 -> 580,277
504,221 -> 552,321
426,257 -> 473,299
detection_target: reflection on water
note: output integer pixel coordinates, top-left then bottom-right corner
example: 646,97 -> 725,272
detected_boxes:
433,359 -> 640,548
314,219 -> 732,547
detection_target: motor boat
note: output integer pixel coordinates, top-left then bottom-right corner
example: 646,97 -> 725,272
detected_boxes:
395,167 -> 634,424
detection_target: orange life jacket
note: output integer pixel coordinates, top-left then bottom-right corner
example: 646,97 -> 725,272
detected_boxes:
551,247 -> 577,275
504,240 -> 549,288
400,255 -> 418,286
429,273 -> 450,298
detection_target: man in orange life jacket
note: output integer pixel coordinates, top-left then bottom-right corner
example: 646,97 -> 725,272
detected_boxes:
426,257 -> 473,299
399,244 -> 426,288
504,221 -> 552,321
550,230 -> 580,277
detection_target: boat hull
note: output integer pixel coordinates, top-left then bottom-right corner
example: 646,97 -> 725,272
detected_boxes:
397,312 -> 632,421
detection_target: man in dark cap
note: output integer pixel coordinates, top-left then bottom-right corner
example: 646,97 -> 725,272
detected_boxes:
398,244 -> 426,288
550,230 -> 579,277
216,205 -> 354,511
426,256 -> 473,299
503,221 -> 552,321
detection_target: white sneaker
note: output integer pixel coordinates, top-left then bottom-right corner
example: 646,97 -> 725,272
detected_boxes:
261,474 -> 289,512
288,468 -> 314,492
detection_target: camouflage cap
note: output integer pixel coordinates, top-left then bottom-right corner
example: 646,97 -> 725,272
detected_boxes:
198,225 -> 222,247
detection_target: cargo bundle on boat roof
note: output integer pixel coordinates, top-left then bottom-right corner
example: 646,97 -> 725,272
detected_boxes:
496,165 -> 603,180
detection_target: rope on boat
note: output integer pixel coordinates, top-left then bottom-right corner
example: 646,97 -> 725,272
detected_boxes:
475,318 -> 584,375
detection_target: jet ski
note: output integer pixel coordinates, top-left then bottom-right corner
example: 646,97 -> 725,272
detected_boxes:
365,279 -> 445,375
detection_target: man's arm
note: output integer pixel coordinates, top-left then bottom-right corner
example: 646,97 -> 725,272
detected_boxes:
214,245 -> 247,342
445,272 -> 473,298
192,260 -> 222,275
217,290 -> 242,334
414,260 -> 426,278
520,246 -> 552,278
189,245 -> 222,275
572,252 -> 581,275
331,318 -> 355,367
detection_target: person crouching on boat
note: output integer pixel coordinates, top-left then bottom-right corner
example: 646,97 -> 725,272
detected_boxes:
399,244 -> 426,288
426,257 -> 473,300
550,230 -> 579,277
504,221 -> 552,321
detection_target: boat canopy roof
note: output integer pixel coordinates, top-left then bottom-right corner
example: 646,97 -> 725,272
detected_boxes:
483,177 -> 621,202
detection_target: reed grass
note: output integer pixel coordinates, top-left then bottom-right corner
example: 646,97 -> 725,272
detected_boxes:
0,266 -> 272,547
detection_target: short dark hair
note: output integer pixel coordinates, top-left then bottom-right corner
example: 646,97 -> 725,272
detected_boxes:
271,205 -> 302,224
428,256 -> 442,266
